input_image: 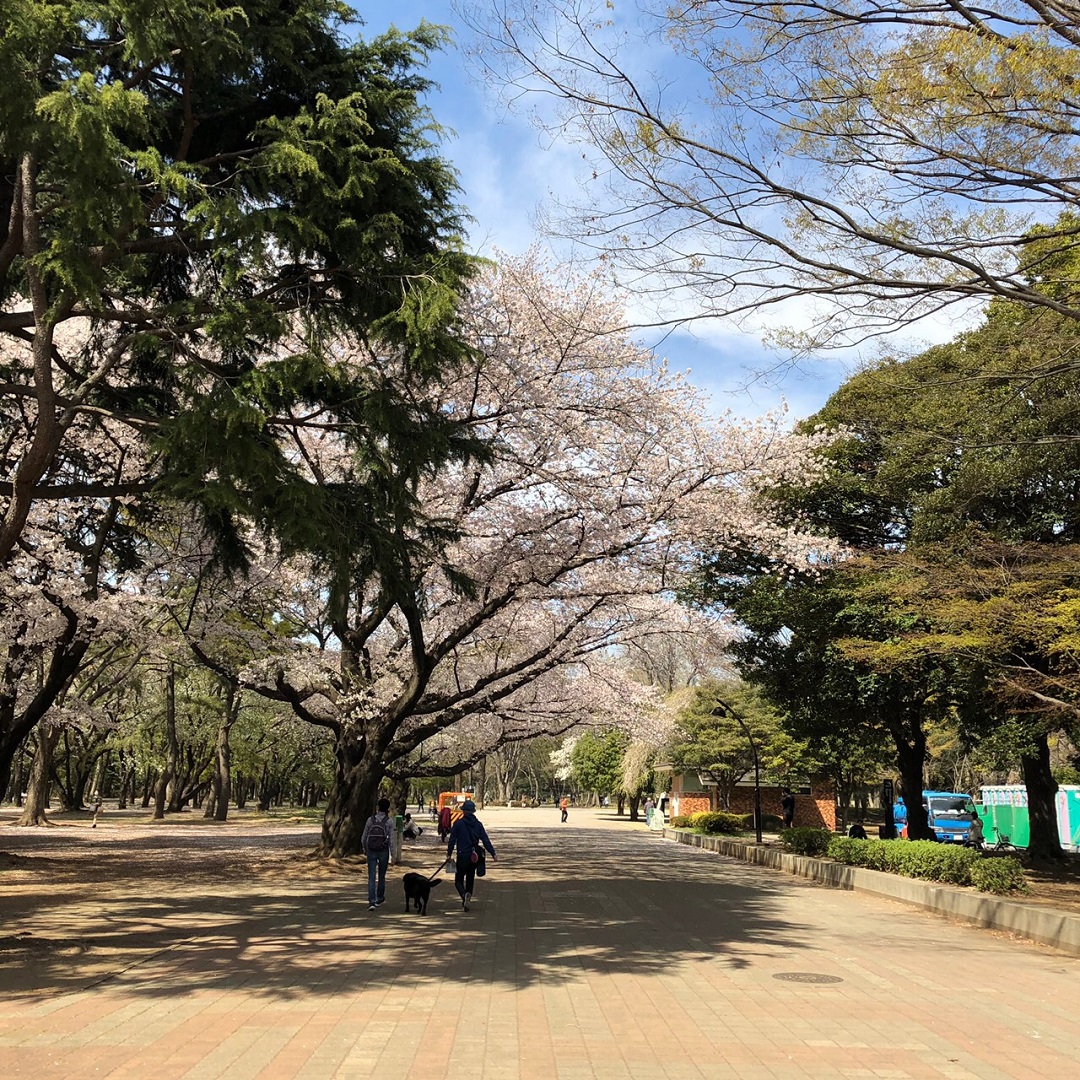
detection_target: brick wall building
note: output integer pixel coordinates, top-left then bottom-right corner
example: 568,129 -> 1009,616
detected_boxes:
663,770 -> 836,831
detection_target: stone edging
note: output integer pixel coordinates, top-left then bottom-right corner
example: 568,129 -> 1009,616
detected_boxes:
663,828 -> 1080,957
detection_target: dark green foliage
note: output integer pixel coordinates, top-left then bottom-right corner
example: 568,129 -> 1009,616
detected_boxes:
690,811 -> 745,835
570,730 -> 629,798
780,827 -> 832,856
1,2 -> 481,569
670,814 -> 694,828
969,856 -> 1030,895
826,837 -> 1029,894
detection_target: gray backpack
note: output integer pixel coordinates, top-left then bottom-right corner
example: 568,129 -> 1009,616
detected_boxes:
366,815 -> 388,852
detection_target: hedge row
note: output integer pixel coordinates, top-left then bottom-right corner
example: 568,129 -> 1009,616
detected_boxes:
779,830 -> 1028,895
669,811 -> 784,833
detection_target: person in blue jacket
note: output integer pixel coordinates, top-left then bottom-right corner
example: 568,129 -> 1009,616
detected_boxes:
446,799 -> 497,911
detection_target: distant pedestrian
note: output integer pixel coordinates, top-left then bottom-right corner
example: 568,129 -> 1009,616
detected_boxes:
966,814 -> 985,851
362,797 -> 393,911
403,813 -> 423,840
438,804 -> 452,842
446,799 -> 497,911
780,788 -> 796,829
848,821 -> 868,840
560,796 -> 569,823
644,797 -> 655,825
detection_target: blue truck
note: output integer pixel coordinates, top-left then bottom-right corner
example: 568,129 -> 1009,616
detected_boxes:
894,790 -> 975,842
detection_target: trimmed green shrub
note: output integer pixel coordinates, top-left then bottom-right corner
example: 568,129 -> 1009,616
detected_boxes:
691,811 -> 745,835
670,814 -> 694,829
969,856 -> 1029,895
780,827 -> 832,856
825,836 -> 1029,895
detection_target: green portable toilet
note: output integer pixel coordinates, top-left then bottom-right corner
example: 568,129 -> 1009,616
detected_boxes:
979,785 -> 1031,848
981,784 -> 1080,850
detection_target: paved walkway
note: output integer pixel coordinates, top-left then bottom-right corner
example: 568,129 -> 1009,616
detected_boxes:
2,806 -> 1079,1079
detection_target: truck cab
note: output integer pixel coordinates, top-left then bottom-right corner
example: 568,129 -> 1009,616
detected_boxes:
922,790 -> 975,843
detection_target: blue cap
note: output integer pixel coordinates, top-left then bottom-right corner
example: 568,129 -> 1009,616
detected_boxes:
461,799 -> 476,813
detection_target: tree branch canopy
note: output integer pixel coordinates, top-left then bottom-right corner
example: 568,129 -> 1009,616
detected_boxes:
467,0 -> 1080,348
0,1 -> 480,568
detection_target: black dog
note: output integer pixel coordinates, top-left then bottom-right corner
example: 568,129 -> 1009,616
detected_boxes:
403,872 -> 441,915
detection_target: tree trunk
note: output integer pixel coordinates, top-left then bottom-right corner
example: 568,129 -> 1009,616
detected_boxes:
18,725 -> 57,826
628,793 -> 640,821
475,756 -> 487,808
8,740 -> 28,806
891,723 -> 932,840
235,773 -> 247,809
90,749 -> 109,804
320,730 -> 385,857
616,793 -> 625,815
117,762 -> 133,810
1021,731 -> 1064,860
152,666 -> 177,820
212,687 -> 238,822
387,774 -> 409,817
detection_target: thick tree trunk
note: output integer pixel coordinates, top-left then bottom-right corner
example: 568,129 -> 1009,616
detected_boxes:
1021,732 -> 1063,861
320,732 -> 384,858
893,727 -> 932,840
628,793 -> 640,821
152,666 -> 177,820
18,725 -> 58,826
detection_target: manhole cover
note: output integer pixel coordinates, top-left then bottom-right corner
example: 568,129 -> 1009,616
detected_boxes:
773,972 -> 844,984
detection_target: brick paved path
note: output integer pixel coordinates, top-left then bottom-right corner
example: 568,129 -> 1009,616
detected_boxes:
2,807 -> 1080,1079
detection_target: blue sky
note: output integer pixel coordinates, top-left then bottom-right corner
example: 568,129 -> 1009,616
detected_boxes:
355,2 -> 872,421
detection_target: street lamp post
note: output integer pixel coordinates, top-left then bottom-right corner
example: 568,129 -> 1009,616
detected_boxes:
712,702 -> 763,844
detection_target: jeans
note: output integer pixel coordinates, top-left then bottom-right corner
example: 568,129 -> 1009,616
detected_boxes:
367,848 -> 389,905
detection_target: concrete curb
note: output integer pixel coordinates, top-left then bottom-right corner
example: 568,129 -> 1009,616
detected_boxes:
664,828 -> 1080,956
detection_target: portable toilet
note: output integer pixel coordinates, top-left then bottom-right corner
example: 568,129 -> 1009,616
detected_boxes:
979,785 -> 1030,848
1055,786 -> 1080,852
979,784 -> 1080,851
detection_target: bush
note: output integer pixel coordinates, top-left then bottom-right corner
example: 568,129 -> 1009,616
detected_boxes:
691,811 -> 745,835
826,836 -> 1029,894
780,827 -> 832,856
969,856 -> 1029,895
670,814 -> 694,829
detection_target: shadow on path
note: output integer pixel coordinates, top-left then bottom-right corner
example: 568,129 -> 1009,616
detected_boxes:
0,819 -> 816,1001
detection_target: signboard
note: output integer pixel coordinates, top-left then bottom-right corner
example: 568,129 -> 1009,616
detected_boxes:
882,779 -> 896,838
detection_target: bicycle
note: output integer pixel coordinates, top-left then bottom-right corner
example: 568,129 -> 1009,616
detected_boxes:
987,828 -> 1017,852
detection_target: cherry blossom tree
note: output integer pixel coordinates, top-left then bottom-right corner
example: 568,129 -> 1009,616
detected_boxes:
178,253 -> 838,857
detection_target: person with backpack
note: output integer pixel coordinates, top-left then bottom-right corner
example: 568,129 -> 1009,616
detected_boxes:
445,799 -> 497,911
361,797 -> 393,911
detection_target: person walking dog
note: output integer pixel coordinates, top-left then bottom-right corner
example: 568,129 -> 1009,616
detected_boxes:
445,799 -> 497,911
362,797 -> 393,910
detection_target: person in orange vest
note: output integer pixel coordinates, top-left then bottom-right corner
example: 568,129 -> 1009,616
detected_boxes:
560,796 -> 569,823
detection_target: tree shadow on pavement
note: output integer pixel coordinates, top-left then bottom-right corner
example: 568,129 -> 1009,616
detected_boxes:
0,821 -> 821,1000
